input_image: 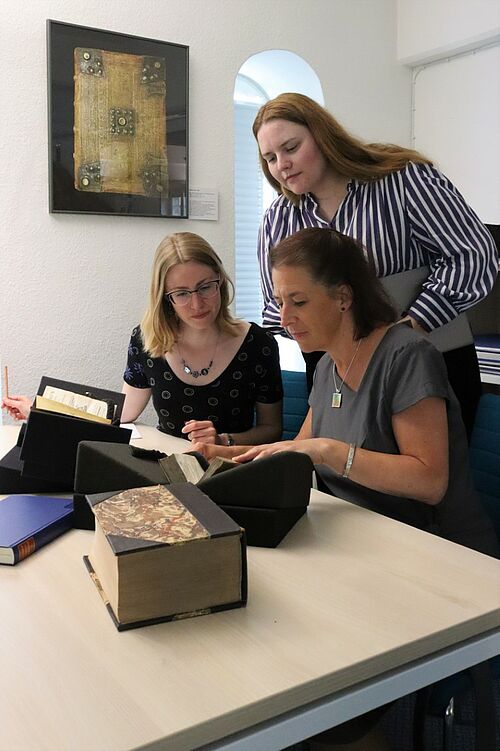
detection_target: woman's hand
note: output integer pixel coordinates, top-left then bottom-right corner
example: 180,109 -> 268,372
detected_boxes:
189,442 -> 239,460
182,419 -> 219,444
1,395 -> 33,420
234,438 -> 330,464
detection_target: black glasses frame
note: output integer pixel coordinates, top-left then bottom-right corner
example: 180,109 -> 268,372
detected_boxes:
165,279 -> 221,306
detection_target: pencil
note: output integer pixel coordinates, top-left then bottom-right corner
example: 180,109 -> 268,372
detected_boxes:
3,365 -> 8,399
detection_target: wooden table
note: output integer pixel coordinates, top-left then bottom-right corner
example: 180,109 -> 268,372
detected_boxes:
1,424 -> 500,751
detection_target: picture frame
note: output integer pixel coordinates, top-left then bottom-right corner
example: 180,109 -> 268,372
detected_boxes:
47,20 -> 189,218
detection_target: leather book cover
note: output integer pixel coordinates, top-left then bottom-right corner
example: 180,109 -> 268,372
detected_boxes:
88,483 -> 243,553
73,48 -> 168,198
85,484 -> 247,630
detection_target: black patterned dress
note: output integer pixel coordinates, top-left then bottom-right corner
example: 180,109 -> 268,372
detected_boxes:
124,322 -> 283,437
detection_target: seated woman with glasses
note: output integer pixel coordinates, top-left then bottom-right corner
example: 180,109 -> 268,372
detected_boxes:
120,231 -> 283,445
2,232 -> 283,447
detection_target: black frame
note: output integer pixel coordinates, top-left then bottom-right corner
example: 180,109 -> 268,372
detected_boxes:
47,19 -> 189,218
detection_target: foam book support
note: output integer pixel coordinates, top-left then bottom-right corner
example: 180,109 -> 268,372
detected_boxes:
0,495 -> 74,565
84,483 -> 247,630
11,376 -> 131,489
75,442 -> 313,547
0,426 -> 70,494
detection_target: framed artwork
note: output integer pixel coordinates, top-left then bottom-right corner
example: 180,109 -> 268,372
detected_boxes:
47,20 -> 189,218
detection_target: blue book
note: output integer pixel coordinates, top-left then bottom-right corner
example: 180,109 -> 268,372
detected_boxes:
0,495 -> 73,565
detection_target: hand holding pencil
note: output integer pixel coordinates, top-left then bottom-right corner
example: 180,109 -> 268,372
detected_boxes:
1,368 -> 33,420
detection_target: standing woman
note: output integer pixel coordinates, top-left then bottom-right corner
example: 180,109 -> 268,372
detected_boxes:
253,93 -> 498,438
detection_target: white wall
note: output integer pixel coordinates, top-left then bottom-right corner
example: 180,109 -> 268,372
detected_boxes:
413,45 -> 500,222
397,0 -> 500,63
397,0 -> 500,222
0,0 -> 410,419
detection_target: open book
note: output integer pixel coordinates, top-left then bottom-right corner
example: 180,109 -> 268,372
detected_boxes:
35,386 -> 113,424
158,453 -> 239,485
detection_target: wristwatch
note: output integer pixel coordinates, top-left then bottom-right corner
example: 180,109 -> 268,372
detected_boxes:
219,433 -> 235,447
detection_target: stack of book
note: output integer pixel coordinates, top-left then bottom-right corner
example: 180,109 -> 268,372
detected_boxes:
474,335 -> 500,383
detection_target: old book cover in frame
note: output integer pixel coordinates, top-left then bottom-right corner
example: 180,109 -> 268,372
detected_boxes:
47,20 -> 188,218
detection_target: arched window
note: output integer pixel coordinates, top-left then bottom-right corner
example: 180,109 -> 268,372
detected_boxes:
233,51 -> 323,368
233,50 -> 324,323
233,74 -> 269,323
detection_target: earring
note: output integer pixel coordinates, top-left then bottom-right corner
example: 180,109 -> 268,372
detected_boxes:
340,305 -> 346,312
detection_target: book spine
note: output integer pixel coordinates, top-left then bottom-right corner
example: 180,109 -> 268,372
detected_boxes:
12,515 -> 73,564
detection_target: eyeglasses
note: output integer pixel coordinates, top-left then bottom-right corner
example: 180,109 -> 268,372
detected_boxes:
165,279 -> 221,306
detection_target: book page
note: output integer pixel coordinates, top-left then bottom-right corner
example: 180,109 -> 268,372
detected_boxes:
159,454 -> 205,484
200,457 -> 239,482
35,396 -> 111,424
42,386 -> 110,419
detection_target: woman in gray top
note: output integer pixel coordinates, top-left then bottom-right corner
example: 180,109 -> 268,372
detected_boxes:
195,226 -> 498,750
232,226 -> 498,559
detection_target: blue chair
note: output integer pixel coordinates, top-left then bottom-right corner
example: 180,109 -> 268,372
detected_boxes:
281,370 -> 309,440
469,394 -> 500,539
414,393 -> 500,751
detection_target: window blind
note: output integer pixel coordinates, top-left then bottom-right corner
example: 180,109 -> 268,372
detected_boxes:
234,101 -> 264,324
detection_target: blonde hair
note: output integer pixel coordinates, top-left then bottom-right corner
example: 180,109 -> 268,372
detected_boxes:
253,93 -> 432,204
140,232 -> 239,357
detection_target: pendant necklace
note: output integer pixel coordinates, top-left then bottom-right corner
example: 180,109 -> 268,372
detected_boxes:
179,332 -> 220,379
332,339 -> 362,408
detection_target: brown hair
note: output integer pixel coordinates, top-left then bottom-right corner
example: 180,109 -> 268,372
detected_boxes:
140,232 -> 239,357
270,227 -> 396,338
253,92 -> 432,204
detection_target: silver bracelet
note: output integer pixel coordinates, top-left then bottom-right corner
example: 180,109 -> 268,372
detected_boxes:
342,443 -> 356,478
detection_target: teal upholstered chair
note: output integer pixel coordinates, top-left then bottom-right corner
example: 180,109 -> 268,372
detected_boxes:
414,393 -> 500,751
281,370 -> 309,440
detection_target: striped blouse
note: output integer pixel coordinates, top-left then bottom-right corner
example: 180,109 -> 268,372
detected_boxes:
257,162 -> 498,333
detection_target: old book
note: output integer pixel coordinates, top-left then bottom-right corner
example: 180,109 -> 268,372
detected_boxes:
35,394 -> 112,425
0,495 -> 73,565
199,456 -> 240,481
158,452 -> 205,484
43,385 -> 111,417
84,484 -> 247,630
158,453 -> 239,485
73,48 -> 168,197
18,377 -> 130,489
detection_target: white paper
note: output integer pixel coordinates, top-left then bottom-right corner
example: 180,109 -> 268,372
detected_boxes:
188,187 -> 219,221
121,422 -> 142,438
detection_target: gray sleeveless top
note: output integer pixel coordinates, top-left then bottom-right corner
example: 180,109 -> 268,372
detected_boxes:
310,324 -> 498,557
